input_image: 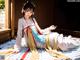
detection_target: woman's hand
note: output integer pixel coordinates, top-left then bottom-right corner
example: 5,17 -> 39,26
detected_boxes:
49,25 -> 57,31
42,25 -> 57,34
13,45 -> 21,53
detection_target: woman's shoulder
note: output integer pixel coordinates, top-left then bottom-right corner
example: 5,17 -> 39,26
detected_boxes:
18,17 -> 25,22
19,17 -> 24,21
33,17 -> 36,20
32,17 -> 36,22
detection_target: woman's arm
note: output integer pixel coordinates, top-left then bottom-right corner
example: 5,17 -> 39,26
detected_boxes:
14,19 -> 23,50
33,18 -> 56,34
41,25 -> 56,34
33,18 -> 43,34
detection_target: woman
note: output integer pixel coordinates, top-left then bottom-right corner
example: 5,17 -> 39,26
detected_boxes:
14,1 -> 80,52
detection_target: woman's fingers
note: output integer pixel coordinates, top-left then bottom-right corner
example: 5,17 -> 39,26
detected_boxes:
49,25 -> 57,30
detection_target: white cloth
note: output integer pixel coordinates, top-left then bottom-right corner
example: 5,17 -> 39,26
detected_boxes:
15,17 -> 80,51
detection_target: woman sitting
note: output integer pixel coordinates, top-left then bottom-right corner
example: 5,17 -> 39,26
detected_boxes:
14,1 -> 80,53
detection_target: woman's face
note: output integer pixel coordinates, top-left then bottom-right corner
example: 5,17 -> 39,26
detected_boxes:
24,9 -> 33,19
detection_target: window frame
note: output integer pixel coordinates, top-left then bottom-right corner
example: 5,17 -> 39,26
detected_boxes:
0,0 -> 15,38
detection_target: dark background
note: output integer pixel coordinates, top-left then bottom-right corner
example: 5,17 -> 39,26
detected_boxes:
54,0 -> 80,31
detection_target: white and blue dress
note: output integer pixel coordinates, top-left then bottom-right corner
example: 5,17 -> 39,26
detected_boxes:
16,17 -> 80,51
